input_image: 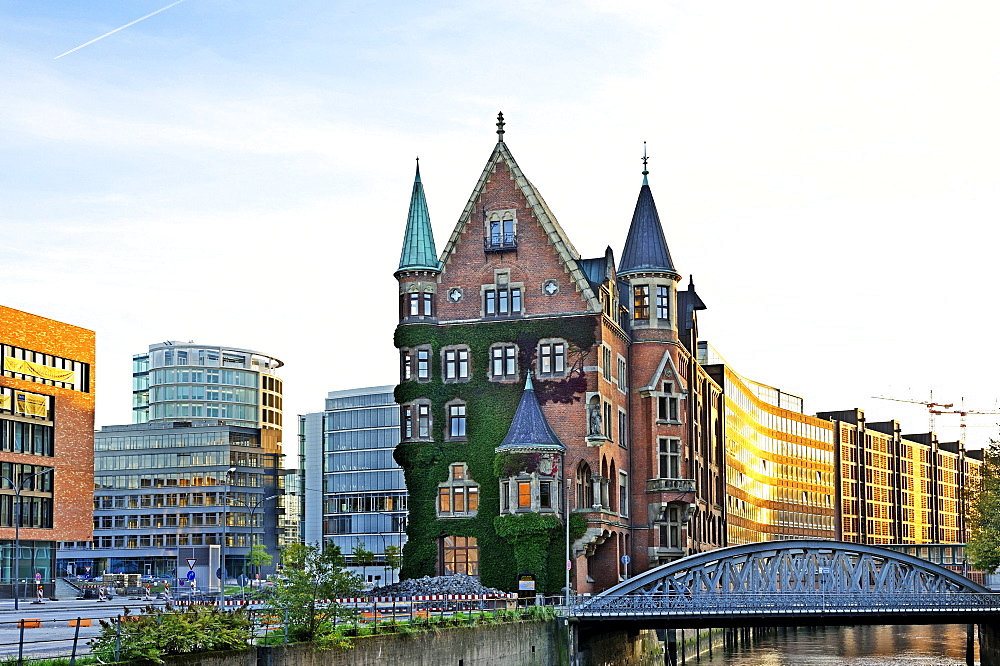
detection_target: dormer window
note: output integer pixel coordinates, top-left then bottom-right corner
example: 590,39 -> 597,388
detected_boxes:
484,210 -> 517,252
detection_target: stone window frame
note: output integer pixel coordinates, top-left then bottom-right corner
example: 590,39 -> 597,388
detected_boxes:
437,462 -> 479,519
400,399 -> 433,442
481,269 -> 525,318
400,283 -> 436,322
441,345 -> 471,383
656,381 -> 681,424
536,338 -> 567,378
412,345 -> 432,383
499,472 -> 560,515
484,209 -> 517,247
616,354 -> 628,394
488,342 -> 519,383
445,399 -> 468,441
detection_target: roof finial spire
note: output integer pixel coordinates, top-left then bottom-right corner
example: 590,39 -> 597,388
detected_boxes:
496,111 -> 505,142
415,156 -> 420,178
642,141 -> 649,186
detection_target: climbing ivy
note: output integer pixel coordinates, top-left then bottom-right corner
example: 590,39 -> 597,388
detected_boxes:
393,315 -> 597,593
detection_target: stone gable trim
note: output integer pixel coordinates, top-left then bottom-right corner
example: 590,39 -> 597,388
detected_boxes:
438,142 -> 601,314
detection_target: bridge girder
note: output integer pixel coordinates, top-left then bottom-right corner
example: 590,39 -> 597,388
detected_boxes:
579,539 -> 989,614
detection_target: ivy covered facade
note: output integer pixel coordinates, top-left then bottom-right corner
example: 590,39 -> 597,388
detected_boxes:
393,116 -> 726,595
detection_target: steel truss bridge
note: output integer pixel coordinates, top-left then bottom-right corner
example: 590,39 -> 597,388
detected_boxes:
574,540 -> 1000,628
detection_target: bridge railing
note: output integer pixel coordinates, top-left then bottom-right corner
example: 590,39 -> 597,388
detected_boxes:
576,592 -> 1000,615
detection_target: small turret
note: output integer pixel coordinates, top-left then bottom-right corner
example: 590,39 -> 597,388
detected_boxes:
395,159 -> 441,322
618,146 -> 681,337
496,373 -> 565,516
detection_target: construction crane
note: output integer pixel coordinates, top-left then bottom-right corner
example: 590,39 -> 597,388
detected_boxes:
934,398 -> 1000,447
871,392 -> 953,433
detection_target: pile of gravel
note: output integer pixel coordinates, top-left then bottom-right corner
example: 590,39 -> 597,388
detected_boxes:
370,574 -> 506,597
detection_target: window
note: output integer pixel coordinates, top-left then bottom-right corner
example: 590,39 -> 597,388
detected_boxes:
656,286 -> 669,319
619,472 -> 629,517
516,481 -> 532,508
601,346 -> 612,381
441,535 -> 478,576
633,285 -> 650,320
617,357 -> 627,392
576,462 -> 594,509
416,349 -> 430,381
659,506 -> 682,549
484,288 -> 522,316
485,210 -> 517,252
422,292 -> 433,316
417,403 -> 431,438
539,481 -> 552,509
401,350 -> 412,381
448,403 -> 467,439
402,406 -> 413,439
603,402 -> 613,439
658,385 -> 679,422
502,481 -> 510,511
438,463 -> 479,518
443,348 -> 470,381
618,410 -> 628,448
538,341 -> 566,377
409,293 -> 420,316
659,438 -> 681,479
490,345 -> 517,381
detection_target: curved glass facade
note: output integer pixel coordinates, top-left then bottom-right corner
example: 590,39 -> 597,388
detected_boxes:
132,342 -> 282,430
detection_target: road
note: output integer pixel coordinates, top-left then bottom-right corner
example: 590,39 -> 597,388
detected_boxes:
0,596 -> 173,660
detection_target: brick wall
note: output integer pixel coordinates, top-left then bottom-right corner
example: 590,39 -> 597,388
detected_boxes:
0,305 -> 95,543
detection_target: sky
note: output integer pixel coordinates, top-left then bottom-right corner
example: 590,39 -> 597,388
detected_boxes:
2,1 -> 999,448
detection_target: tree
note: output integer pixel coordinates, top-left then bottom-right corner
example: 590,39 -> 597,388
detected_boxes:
968,440 -> 1000,572
266,543 -> 363,642
384,544 -> 402,584
353,538 -> 375,586
249,543 -> 273,581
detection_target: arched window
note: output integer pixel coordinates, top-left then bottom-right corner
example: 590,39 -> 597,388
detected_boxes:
576,462 -> 593,510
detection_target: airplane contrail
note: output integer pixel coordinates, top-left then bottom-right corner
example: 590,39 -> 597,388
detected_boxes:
54,0 -> 187,60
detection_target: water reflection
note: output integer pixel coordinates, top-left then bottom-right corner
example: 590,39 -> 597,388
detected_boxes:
697,624 -> 977,666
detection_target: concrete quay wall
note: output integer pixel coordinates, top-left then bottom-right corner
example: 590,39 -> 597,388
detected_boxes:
158,621 -> 662,666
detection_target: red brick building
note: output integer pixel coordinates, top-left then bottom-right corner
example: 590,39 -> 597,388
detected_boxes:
0,305 -> 94,597
393,117 -> 983,595
393,117 -> 723,595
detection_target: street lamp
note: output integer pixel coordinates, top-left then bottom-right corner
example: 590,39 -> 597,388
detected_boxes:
220,467 -> 236,601
1,466 -> 55,611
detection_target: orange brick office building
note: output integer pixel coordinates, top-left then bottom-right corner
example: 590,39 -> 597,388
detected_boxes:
0,305 -> 94,598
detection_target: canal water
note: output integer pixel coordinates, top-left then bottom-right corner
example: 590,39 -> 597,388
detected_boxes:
694,624 -> 978,665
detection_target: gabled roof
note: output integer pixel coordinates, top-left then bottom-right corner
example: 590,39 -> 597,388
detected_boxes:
619,176 -> 677,277
496,373 -> 565,453
397,162 -> 441,273
439,136 -> 601,312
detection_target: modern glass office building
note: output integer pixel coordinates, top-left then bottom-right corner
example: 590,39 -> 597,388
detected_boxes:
132,342 -> 283,431
58,420 -> 284,586
300,386 -> 407,586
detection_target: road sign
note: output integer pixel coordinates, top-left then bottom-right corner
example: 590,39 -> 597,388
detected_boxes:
34,573 -> 41,582
186,558 -> 197,570
567,560 -> 572,570
186,570 -> 196,581
621,555 -> 631,565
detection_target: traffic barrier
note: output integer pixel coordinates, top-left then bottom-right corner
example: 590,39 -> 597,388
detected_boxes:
68,618 -> 92,627
18,619 -> 42,628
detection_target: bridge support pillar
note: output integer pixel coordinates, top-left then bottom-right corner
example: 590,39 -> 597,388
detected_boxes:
979,622 -> 1000,666
665,628 -> 677,666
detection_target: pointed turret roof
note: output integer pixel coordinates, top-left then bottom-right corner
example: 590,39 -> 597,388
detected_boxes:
618,153 -> 677,277
397,160 -> 441,273
496,373 -> 565,453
